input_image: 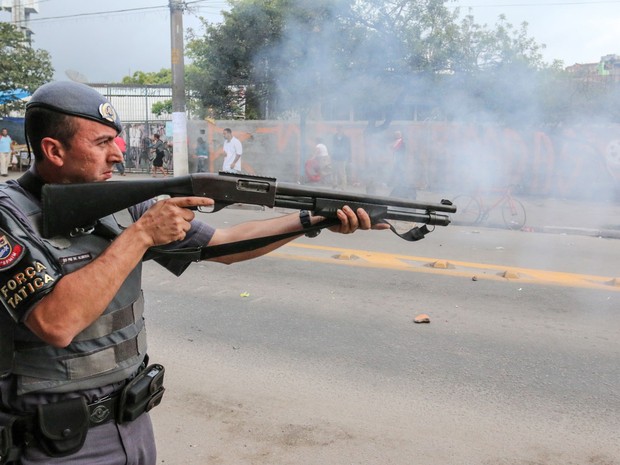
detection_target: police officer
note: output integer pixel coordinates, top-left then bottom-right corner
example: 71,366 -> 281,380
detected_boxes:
0,81 -> 380,464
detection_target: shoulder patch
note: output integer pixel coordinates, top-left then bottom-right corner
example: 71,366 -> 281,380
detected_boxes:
0,230 -> 26,271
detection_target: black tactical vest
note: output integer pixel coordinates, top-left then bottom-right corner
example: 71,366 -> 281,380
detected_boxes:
0,184 -> 147,395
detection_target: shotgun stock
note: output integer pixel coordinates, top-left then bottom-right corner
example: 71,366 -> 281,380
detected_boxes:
41,172 -> 456,240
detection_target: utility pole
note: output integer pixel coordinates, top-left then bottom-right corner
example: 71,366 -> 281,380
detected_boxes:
169,0 -> 188,176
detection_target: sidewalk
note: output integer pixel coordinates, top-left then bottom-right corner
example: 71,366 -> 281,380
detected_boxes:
4,169 -> 620,239
414,189 -> 620,240
518,195 -> 620,239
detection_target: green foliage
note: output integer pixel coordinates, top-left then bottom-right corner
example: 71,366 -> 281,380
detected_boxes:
0,23 -> 54,114
120,69 -> 172,85
184,0 -> 617,125
186,0 -> 290,119
552,65 -> 620,124
118,70 -> 179,117
152,99 -> 173,116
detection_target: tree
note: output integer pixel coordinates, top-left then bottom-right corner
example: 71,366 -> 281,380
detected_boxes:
186,0 -> 290,119
454,13 -> 546,72
0,23 -> 53,113
338,0 -> 462,128
118,69 -> 177,118
151,100 -> 173,117
185,0 -> 552,125
434,12 -> 556,125
120,69 -> 172,85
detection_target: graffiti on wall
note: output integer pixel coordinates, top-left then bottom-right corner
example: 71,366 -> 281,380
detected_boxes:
188,120 -> 620,200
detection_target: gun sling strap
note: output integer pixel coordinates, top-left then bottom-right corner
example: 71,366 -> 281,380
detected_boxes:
130,217 -> 431,262
145,218 -> 340,262
101,212 -> 432,262
95,212 -> 432,261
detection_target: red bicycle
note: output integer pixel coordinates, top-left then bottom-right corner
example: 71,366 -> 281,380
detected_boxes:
451,185 -> 527,230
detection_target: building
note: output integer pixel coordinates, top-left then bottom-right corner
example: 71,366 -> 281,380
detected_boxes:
1,0 -> 38,41
566,54 -> 620,83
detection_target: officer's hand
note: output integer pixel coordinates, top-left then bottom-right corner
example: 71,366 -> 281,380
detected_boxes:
136,197 -> 214,246
328,206 -> 391,234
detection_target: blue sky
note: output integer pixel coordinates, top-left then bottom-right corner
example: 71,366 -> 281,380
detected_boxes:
1,0 -> 619,83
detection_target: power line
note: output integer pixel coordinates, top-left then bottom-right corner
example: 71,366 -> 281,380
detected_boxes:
18,2 -> 226,25
22,5 -> 167,24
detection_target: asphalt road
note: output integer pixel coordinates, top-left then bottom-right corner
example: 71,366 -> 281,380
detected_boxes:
144,208 -> 618,465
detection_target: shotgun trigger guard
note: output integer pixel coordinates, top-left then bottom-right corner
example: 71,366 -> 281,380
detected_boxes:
209,200 -> 235,213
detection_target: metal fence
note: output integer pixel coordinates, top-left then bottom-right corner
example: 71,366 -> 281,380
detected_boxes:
90,84 -> 171,123
91,84 -> 172,172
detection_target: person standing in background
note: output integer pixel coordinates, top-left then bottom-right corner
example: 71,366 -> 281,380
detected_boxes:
113,134 -> 127,176
0,128 -> 13,177
194,137 -> 210,173
150,133 -> 168,177
304,151 -> 322,183
222,128 -> 242,172
331,126 -> 351,189
314,137 -> 332,186
389,130 -> 416,199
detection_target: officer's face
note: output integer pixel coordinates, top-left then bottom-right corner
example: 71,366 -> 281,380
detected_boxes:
57,118 -> 123,183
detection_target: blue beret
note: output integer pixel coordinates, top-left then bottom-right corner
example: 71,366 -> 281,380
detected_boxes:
26,81 -> 122,133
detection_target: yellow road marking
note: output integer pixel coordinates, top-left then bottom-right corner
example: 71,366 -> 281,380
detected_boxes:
271,243 -> 620,292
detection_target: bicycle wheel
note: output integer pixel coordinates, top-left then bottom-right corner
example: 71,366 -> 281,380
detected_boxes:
501,198 -> 526,230
451,195 -> 481,225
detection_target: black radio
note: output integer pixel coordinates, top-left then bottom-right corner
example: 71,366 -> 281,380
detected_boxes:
118,364 -> 165,423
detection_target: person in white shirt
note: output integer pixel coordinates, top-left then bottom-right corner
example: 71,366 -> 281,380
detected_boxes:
314,137 -> 332,185
222,128 -> 242,172
0,128 -> 13,176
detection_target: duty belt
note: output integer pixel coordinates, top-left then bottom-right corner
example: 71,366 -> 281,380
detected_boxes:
87,394 -> 121,427
0,364 -> 165,462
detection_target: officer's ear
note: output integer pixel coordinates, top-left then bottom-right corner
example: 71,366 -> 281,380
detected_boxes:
40,137 -> 66,167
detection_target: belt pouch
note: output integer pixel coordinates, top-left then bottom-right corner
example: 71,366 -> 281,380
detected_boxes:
0,412 -> 21,464
35,398 -> 88,457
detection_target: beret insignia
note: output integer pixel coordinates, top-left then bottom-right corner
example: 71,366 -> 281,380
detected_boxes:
99,103 -> 118,124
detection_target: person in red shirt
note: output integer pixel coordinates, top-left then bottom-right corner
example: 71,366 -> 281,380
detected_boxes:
305,153 -> 321,183
113,134 -> 127,175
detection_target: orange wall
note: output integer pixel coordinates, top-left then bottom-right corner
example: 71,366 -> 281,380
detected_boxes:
193,120 -> 620,199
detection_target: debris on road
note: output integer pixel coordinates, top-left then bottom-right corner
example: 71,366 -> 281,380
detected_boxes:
414,314 -> 431,324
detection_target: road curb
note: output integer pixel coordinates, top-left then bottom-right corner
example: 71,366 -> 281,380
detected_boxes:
539,226 -> 620,239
